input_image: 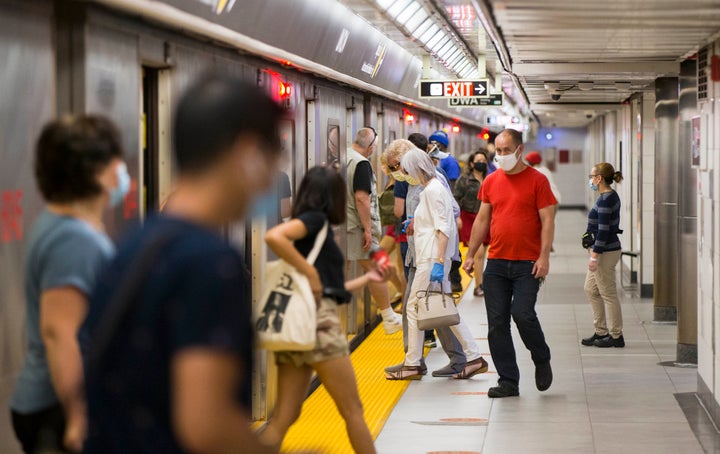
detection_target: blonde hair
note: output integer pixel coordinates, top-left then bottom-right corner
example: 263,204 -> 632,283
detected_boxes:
383,139 -> 415,164
594,162 -> 623,184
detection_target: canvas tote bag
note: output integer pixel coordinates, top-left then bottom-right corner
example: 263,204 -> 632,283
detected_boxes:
255,222 -> 328,351
416,282 -> 460,330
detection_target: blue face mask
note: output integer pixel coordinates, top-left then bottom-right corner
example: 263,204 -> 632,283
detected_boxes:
111,163 -> 131,207
589,178 -> 599,191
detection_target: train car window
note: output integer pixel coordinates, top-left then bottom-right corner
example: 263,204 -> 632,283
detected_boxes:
327,124 -> 341,171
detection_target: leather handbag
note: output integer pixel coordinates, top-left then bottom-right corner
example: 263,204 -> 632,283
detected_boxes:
254,222 -> 328,351
415,282 -> 460,330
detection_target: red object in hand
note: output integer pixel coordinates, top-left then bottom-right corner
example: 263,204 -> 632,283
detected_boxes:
369,246 -> 391,271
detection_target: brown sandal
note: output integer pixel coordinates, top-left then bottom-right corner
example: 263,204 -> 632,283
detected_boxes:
453,357 -> 489,379
385,365 -> 424,380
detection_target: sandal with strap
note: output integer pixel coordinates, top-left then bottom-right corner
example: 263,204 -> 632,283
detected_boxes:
385,365 -> 424,380
453,357 -> 489,379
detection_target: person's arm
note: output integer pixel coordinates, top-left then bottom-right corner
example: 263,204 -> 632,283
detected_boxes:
345,266 -> 392,292
435,231 -> 449,263
265,219 -> 322,301
393,197 -> 405,220
533,204 -> 556,278
354,189 -> 373,249
463,202 -> 492,274
40,287 -> 88,452
173,349 -> 276,453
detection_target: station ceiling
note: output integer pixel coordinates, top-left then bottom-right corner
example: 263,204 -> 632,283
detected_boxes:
343,0 -> 720,128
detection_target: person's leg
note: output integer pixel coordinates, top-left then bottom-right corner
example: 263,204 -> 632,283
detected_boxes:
399,241 -> 409,280
358,259 -> 392,312
483,259 -> 519,387
509,261 -> 551,365
259,363 -> 314,449
448,317 -> 481,362
583,262 -> 608,336
11,404 -> 67,454
595,250 -> 623,338
433,325 -> 465,374
404,264 -> 428,367
314,357 -> 376,454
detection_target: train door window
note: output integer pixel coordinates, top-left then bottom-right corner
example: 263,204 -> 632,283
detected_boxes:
327,123 -> 340,170
141,67 -> 159,216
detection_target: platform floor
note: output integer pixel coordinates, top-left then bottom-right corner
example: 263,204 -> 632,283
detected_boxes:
375,209 -> 703,454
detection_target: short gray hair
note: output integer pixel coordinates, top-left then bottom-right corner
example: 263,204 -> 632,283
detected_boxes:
400,147 -> 436,184
354,127 -> 376,148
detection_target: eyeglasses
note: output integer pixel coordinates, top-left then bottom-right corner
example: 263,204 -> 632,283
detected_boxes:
588,174 -> 598,178
387,162 -> 401,172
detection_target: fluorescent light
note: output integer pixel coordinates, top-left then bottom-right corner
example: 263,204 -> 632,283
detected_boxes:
404,8 -> 428,30
395,1 -> 421,25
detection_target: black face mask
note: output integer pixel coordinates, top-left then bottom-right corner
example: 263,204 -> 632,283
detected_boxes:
473,162 -> 487,172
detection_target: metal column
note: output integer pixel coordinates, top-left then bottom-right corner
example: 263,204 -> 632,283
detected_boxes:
676,60 -> 698,363
653,77 -> 679,321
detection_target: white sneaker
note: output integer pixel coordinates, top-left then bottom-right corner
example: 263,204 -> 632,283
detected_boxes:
383,314 -> 402,334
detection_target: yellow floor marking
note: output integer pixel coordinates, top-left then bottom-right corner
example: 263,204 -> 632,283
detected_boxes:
280,247 -> 473,453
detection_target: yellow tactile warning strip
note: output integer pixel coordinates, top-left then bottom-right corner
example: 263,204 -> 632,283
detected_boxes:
280,250 -> 475,453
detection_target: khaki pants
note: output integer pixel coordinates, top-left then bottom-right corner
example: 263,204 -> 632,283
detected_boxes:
584,249 -> 623,338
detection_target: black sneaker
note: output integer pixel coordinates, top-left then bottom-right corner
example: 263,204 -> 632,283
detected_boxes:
581,333 -> 610,346
535,362 -> 553,391
594,335 -> 625,348
487,382 -> 519,398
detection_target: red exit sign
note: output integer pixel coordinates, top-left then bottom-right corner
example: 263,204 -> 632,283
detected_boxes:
419,79 -> 489,98
1,190 -> 23,243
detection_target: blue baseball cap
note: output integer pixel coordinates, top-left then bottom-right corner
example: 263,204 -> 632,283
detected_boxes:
429,130 -> 449,147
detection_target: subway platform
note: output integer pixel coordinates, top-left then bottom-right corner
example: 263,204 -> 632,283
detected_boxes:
373,209 -> 704,453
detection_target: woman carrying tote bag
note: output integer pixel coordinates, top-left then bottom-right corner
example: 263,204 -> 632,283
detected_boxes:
260,166 -> 388,454
384,148 -> 488,381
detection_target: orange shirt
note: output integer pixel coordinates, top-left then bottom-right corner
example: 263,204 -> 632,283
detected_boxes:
479,166 -> 557,261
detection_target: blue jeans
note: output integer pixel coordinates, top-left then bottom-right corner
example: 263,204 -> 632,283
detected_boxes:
484,259 -> 551,387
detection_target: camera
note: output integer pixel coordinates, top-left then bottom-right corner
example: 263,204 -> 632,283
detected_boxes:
581,231 -> 595,249
551,93 -> 561,101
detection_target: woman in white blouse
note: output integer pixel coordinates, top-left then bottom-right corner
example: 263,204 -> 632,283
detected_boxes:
385,148 -> 488,380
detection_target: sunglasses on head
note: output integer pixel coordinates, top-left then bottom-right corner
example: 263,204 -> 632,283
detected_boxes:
366,126 -> 377,146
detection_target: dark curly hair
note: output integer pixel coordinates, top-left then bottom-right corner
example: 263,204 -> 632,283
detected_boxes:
292,166 -> 346,225
35,115 -> 124,203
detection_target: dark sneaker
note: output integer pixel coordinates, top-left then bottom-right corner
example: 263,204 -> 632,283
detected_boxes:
432,363 -> 464,377
594,335 -> 625,348
581,333 -> 610,346
535,362 -> 553,391
451,281 -> 463,293
488,382 -> 519,398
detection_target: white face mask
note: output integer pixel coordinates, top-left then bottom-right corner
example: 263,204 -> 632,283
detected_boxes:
391,170 -> 406,182
494,147 -> 520,172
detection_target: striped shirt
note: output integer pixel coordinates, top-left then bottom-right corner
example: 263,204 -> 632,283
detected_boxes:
587,190 -> 622,253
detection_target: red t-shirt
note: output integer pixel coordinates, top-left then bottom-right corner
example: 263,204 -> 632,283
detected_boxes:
479,166 -> 557,261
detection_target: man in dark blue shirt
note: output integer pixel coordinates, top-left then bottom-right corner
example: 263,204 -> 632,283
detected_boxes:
82,74 -> 284,453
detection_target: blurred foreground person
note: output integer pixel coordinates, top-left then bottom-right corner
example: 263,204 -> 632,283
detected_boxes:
10,115 -> 126,453
82,74 -> 283,453
261,166 -> 388,454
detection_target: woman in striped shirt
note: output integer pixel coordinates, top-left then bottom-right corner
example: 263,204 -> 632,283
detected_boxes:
581,163 -> 625,348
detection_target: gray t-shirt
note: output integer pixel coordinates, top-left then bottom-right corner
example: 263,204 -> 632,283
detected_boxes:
11,210 -> 114,413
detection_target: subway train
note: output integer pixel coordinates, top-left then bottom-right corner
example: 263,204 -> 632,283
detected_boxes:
0,0 -> 503,425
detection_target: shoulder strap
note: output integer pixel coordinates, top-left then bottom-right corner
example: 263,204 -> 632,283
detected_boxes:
86,225 -> 185,376
306,221 -> 328,265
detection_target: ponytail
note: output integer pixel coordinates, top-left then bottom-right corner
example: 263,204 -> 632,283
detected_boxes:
613,171 -> 624,183
593,162 -> 623,185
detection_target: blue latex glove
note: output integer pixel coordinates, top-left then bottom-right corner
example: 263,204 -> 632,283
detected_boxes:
430,262 -> 445,282
401,216 -> 413,234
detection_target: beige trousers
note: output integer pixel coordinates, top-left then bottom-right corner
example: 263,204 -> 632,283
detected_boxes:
584,249 -> 623,338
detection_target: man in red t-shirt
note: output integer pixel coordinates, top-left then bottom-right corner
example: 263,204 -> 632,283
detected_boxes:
464,129 -> 557,398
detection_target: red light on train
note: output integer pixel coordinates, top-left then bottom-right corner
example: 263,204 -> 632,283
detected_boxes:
403,109 -> 415,123
278,81 -> 292,99
451,124 -> 460,133
479,127 -> 490,140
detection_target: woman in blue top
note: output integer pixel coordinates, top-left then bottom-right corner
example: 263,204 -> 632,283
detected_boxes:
10,116 -> 127,453
581,162 -> 625,348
